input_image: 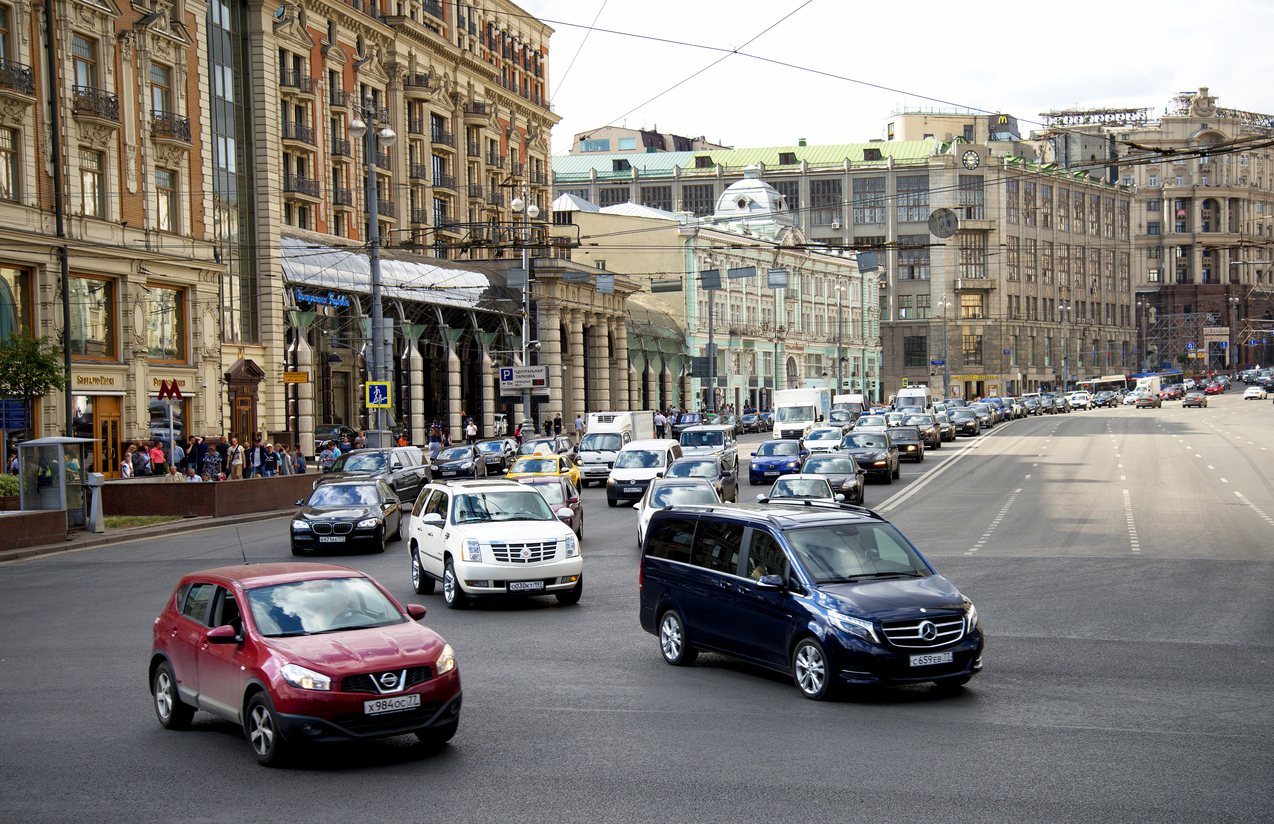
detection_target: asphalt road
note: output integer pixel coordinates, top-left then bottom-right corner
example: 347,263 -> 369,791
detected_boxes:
2,395 -> 1272,823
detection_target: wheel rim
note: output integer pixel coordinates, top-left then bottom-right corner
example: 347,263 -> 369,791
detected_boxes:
659,615 -> 683,661
795,644 -> 826,695
155,672 -> 173,719
443,567 -> 456,602
249,705 -> 274,756
411,553 -> 421,589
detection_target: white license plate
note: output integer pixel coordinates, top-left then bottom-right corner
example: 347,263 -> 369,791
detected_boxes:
764,471 -> 779,476
318,536 -> 345,543
909,651 -> 954,667
441,471 -> 456,476
363,693 -> 421,715
508,580 -> 545,592
625,487 -> 642,493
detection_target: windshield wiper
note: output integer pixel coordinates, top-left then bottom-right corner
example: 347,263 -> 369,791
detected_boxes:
269,630 -> 311,637
827,571 -> 924,582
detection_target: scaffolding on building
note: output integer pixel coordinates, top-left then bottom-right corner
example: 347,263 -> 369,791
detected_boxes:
1040,107 -> 1154,128
1144,312 -> 1220,367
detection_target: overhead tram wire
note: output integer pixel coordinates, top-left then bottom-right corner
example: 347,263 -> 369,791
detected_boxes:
547,0 -> 609,106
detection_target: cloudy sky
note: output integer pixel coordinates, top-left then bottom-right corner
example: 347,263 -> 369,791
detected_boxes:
522,0 -> 1274,155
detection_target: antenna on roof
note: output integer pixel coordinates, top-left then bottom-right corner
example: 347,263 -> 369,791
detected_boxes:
236,525 -> 249,565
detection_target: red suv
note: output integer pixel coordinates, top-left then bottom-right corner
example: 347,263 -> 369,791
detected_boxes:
149,563 -> 461,765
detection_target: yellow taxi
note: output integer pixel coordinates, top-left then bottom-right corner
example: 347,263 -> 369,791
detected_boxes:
505,451 -> 582,489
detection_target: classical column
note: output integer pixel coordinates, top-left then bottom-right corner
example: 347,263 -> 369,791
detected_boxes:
569,310 -> 586,418
510,332 -> 524,429
589,313 -> 611,411
610,315 -> 629,411
541,302 -> 563,424
646,358 -> 657,412
297,335 -> 315,456
478,331 -> 498,437
629,362 -> 640,412
402,325 -> 426,447
442,328 -> 464,438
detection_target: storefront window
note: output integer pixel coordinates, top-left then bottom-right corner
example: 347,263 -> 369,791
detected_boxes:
68,276 -> 115,359
0,265 -> 30,338
143,284 -> 185,362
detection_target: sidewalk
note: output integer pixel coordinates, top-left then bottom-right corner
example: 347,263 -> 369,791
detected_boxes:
0,508 -> 296,565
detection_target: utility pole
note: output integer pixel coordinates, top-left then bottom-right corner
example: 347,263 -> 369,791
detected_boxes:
43,0 -> 71,435
511,194 -> 539,431
1060,300 -> 1071,392
937,297 -> 951,400
835,283 -> 844,393
707,285 -> 715,413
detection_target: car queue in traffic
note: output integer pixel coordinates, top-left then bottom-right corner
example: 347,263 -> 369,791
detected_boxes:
153,377 -> 1263,765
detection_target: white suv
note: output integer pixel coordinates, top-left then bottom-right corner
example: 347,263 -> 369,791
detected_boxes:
407,479 -> 582,608
1068,391 -> 1093,410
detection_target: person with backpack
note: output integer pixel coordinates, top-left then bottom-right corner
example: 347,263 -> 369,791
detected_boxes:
228,436 -> 245,479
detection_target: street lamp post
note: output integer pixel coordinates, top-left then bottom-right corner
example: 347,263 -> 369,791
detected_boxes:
1059,300 -> 1071,391
347,99 -> 396,438
936,297 -> 952,400
1228,294 -> 1241,370
510,194 -> 540,432
835,283 -> 844,393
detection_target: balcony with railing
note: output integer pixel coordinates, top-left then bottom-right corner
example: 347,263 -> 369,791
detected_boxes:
279,70 -> 314,96
345,0 -> 384,22
410,163 -> 429,180
376,198 -> 395,218
467,141 -> 480,158
509,162 -> 524,178
438,219 -> 461,234
282,121 -> 315,145
72,86 -> 119,124
467,184 -> 485,200
331,137 -> 352,159
488,189 -> 504,207
463,102 -> 486,122
284,174 -> 320,200
529,169 -> 547,186
151,111 -> 191,143
486,153 -> 504,169
403,72 -> 431,98
375,151 -> 391,170
330,88 -> 349,109
332,187 -> 354,208
0,58 -> 35,100
431,128 -> 454,148
408,118 -> 424,135
422,0 -> 444,20
433,174 -> 456,191
409,208 -> 428,225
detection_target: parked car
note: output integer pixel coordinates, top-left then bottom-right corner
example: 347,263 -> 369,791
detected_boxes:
432,444 -> 488,480
150,563 -> 461,764
663,455 -> 738,503
747,439 -> 807,485
291,481 -> 403,555
516,475 -> 584,538
887,426 -> 925,463
639,503 -> 984,698
839,431 -> 900,483
633,478 -> 720,548
407,479 -> 582,607
315,447 -> 430,503
800,454 -> 866,505
1182,391 -> 1208,408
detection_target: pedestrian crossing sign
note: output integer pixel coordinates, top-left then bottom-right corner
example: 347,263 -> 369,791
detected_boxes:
366,381 -> 391,408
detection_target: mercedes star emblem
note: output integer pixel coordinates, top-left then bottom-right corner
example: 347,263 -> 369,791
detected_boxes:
918,620 -> 938,641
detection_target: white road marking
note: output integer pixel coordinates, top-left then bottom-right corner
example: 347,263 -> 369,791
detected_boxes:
1208,465 -> 1214,470
1123,490 -> 1139,553
1121,476 -> 1126,480
1024,474 -> 1031,479
965,488 -> 1022,556
1221,478 -> 1229,483
1196,454 -> 1202,458
1235,492 -> 1274,528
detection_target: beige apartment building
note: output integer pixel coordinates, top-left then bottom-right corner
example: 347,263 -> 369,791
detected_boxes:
554,127 -> 1136,400
568,125 -> 729,155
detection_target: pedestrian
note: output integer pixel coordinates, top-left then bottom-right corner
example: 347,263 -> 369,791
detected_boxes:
319,441 -> 336,472
340,435 -> 352,453
574,413 -> 584,444
247,437 -> 265,478
293,446 -> 307,475
184,466 -> 203,482
134,444 -> 151,477
465,418 -> 478,444
354,430 -> 368,449
227,436 -> 244,479
121,446 -> 136,479
202,444 -> 223,481
164,464 -> 181,483
149,441 -> 166,474
398,432 -> 408,447
428,422 -> 442,460
263,444 -> 279,477
6,450 -> 16,474
654,410 -> 666,439
170,439 -> 185,469
514,423 -> 522,446
553,413 -> 563,436
275,444 -> 291,476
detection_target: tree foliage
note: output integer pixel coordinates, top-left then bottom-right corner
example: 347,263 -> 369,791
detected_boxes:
0,333 -> 67,404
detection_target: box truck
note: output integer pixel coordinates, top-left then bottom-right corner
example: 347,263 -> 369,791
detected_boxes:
577,410 -> 655,486
772,387 -> 831,440
833,393 -> 867,416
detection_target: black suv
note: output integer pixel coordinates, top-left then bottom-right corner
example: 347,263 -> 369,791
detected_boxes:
314,447 -> 430,504
639,501 -> 983,698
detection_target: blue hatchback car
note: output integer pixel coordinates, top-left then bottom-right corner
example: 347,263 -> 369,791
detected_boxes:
639,502 -> 983,699
748,439 -> 806,485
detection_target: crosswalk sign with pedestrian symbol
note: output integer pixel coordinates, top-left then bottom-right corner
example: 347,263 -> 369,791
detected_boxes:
366,381 -> 391,408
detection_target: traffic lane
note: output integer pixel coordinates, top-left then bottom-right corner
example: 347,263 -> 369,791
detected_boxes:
3,526 -> 1271,823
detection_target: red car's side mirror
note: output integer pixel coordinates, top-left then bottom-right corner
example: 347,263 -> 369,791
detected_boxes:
406,604 -> 427,620
205,625 -> 240,644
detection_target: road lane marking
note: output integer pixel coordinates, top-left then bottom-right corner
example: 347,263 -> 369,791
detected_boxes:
1121,476 -> 1126,480
1124,490 -> 1139,553
1024,474 -> 1031,479
875,439 -> 980,512
1235,492 -> 1274,528
965,488 -> 1021,556
1221,478 -> 1229,483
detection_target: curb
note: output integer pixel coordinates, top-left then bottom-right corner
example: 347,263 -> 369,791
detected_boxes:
0,508 -> 295,565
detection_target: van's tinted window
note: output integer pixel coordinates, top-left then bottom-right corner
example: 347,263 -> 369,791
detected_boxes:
691,520 -> 743,574
745,530 -> 787,579
645,517 -> 695,563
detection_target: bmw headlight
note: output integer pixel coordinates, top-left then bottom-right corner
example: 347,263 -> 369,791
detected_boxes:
462,538 -> 481,562
291,519 -> 310,531
280,663 -> 331,691
564,535 -> 578,558
964,597 -> 980,632
356,518 -> 380,529
828,611 -> 879,644
435,643 -> 456,675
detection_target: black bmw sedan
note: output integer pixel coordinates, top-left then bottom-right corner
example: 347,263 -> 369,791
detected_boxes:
291,480 -> 403,555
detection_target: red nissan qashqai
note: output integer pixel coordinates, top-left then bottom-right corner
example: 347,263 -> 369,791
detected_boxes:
150,562 -> 461,765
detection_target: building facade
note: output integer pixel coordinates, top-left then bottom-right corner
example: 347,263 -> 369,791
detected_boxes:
553,134 -> 1136,400
568,125 -> 729,155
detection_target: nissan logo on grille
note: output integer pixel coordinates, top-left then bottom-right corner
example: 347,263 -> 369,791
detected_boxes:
918,620 -> 937,641
379,672 -> 399,689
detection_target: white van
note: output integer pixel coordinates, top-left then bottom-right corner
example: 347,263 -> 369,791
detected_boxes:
896,386 -> 932,412
606,439 -> 683,507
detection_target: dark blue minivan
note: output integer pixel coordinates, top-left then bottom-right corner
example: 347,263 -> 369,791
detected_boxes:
638,502 -> 983,699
